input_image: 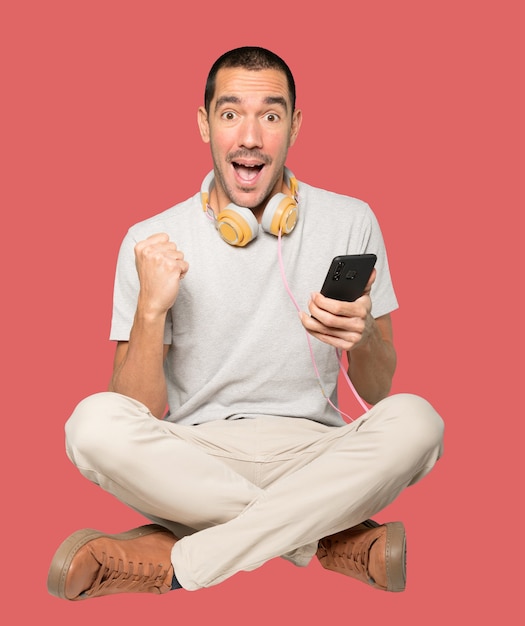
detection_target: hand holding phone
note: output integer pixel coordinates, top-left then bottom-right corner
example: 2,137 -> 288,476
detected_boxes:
320,254 -> 377,302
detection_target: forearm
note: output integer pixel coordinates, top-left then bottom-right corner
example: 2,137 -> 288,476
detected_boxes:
109,310 -> 168,419
109,234 -> 189,417
347,320 -> 397,405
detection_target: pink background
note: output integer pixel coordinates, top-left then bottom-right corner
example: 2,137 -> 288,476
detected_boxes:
2,1 -> 522,623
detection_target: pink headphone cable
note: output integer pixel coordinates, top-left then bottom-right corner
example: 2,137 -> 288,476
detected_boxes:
277,231 -> 370,422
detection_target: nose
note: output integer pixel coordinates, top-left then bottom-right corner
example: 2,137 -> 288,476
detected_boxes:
238,116 -> 263,149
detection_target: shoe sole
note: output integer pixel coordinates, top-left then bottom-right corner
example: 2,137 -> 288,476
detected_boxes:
363,520 -> 406,592
385,522 -> 407,592
47,524 -> 167,599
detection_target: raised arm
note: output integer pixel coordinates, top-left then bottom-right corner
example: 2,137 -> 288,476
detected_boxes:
109,233 -> 189,418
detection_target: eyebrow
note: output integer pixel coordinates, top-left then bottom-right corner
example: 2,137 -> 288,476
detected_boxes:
214,95 -> 288,113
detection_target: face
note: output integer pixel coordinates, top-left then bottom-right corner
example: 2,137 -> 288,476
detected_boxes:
198,67 -> 302,216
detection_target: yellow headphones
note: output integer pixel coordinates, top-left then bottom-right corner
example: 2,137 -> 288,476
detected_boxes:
201,168 -> 299,247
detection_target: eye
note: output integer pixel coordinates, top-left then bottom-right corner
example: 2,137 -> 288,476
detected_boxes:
221,111 -> 237,121
265,113 -> 280,122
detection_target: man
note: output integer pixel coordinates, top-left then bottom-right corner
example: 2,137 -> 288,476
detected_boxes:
47,46 -> 444,600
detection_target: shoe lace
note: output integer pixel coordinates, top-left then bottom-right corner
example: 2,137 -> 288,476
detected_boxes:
321,536 -> 375,580
84,552 -> 172,597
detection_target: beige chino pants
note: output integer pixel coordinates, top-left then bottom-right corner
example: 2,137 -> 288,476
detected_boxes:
65,392 -> 444,591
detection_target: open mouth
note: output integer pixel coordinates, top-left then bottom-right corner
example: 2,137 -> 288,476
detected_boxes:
233,162 -> 264,183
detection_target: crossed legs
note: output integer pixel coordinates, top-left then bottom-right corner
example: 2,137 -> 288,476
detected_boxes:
61,391 -> 443,591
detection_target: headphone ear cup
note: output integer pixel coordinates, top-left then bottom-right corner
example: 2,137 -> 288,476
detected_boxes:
261,193 -> 298,236
216,205 -> 259,246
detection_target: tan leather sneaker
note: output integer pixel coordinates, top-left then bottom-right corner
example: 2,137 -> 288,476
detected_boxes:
47,524 -> 178,600
317,519 -> 406,592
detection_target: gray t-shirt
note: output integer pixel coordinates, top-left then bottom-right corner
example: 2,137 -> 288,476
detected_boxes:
110,178 -> 398,427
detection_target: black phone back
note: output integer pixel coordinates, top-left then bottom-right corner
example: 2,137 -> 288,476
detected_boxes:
320,254 -> 377,302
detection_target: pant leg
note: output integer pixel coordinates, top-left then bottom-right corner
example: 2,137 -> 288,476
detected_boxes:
65,391 -> 444,591
65,392 -> 264,530
64,391 -> 326,562
172,393 -> 444,590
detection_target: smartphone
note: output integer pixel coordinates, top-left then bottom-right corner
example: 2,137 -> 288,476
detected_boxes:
320,254 -> 377,302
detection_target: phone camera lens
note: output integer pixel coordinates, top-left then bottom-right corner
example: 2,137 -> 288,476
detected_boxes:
333,261 -> 344,280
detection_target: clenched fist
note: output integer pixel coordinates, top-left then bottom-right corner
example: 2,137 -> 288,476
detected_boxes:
134,233 -> 189,317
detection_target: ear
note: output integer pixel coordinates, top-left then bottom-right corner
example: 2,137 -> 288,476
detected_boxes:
197,106 -> 210,143
289,109 -> 302,147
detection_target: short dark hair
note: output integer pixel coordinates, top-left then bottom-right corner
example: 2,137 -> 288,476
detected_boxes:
204,46 -> 296,114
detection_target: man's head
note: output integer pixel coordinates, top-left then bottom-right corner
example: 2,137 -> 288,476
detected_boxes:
198,47 -> 302,217
204,47 -> 296,115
